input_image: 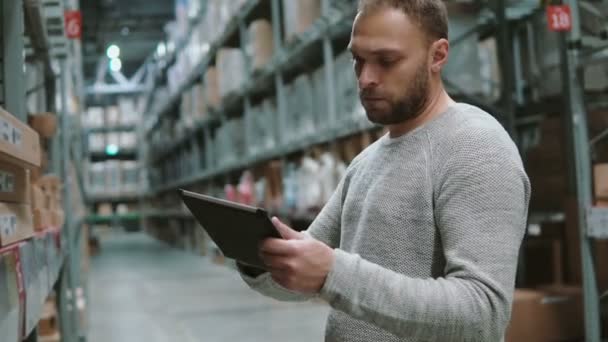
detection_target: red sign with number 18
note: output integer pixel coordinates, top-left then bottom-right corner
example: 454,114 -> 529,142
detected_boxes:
547,5 -> 572,32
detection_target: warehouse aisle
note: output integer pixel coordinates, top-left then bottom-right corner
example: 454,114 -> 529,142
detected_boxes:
88,231 -> 329,342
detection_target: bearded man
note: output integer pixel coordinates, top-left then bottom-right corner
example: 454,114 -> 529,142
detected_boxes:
238,1 -> 530,341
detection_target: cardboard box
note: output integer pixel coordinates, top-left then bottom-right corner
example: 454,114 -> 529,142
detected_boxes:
27,114 -> 57,139
205,67 -> 221,109
0,160 -> 30,204
296,0 -> 321,35
50,210 -> 64,228
594,163 -> 608,200
33,209 -> 51,231
0,107 -> 41,168
249,19 -> 274,70
0,203 -> 35,247
31,184 -> 45,209
506,286 -> 583,342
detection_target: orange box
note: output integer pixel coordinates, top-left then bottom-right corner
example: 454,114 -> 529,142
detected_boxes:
28,113 -> 57,139
50,209 -> 64,228
31,184 -> 45,209
33,208 -> 52,231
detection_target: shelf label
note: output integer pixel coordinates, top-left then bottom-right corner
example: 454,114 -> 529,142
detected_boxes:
547,5 -> 572,32
0,214 -> 17,238
0,117 -> 23,147
0,170 -> 15,193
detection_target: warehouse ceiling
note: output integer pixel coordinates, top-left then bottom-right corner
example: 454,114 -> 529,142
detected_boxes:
81,0 -> 175,85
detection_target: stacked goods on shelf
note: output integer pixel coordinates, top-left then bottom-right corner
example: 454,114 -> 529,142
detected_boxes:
335,50 -> 365,122
284,75 -> 315,143
0,107 -> 40,247
282,0 -> 322,43
35,176 -> 65,230
217,48 -> 246,98
205,67 -> 221,109
117,98 -> 138,126
179,85 -> 207,130
506,285 -> 583,341
215,118 -> 245,167
37,296 -> 59,342
248,98 -> 277,156
248,19 -> 274,71
87,161 -> 139,196
83,107 -> 104,129
523,110 -> 608,287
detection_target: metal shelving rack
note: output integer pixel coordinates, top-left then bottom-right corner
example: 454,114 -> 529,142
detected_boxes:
0,0 -> 88,341
82,119 -> 142,229
137,0 -> 608,340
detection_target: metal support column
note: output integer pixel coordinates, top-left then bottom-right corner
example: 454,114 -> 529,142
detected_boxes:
495,0 -> 516,137
57,59 -> 80,342
561,0 -> 601,341
2,0 -> 26,120
321,0 -> 337,127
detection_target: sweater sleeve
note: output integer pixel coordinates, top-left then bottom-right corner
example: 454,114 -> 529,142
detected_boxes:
318,128 -> 530,341
237,165 -> 351,301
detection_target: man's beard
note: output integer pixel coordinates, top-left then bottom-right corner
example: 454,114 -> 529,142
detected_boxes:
361,65 -> 430,125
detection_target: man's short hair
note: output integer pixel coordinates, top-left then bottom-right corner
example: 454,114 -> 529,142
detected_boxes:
358,0 -> 449,43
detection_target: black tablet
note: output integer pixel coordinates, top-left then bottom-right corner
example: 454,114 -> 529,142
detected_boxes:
179,189 -> 281,269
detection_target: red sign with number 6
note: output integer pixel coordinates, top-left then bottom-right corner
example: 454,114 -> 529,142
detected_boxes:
64,10 -> 82,39
547,5 -> 572,32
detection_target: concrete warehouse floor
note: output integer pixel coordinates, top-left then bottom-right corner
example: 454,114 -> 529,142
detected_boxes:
87,231 -> 329,342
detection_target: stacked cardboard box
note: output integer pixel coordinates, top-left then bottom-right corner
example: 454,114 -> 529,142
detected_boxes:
282,0 -> 322,43
506,286 -> 583,341
0,107 -> 39,247
248,19 -> 274,70
33,176 -> 64,230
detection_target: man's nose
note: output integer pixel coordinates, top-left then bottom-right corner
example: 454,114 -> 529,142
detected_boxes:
358,64 -> 379,90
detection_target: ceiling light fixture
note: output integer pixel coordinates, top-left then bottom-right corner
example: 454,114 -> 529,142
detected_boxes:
106,44 -> 120,59
109,58 -> 122,72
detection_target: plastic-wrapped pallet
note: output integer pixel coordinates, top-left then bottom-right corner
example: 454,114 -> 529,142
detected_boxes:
107,133 -> 120,148
248,19 -> 274,70
192,84 -> 207,119
283,81 -> 297,143
443,3 -> 484,96
88,162 -> 106,193
105,106 -> 120,127
85,107 -> 104,128
247,104 -> 261,155
120,161 -> 138,193
118,98 -> 137,125
311,66 -> 328,129
335,50 -> 358,121
119,132 -> 137,150
88,133 -> 106,152
217,48 -> 246,99
205,66 -> 221,109
105,161 -> 122,193
260,99 -> 277,152
293,74 -> 315,140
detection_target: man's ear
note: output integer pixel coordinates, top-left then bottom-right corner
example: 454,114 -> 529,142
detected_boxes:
429,38 -> 449,73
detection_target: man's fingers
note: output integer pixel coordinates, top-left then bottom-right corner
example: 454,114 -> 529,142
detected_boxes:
260,252 -> 290,270
272,217 -> 303,240
260,237 -> 297,255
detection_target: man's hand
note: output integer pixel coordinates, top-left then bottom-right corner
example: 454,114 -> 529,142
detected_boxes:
260,217 -> 335,294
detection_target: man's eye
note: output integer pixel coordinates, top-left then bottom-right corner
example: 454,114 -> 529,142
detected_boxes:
378,59 -> 395,68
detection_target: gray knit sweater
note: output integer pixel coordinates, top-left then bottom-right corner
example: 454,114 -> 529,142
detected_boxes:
239,103 -> 530,341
